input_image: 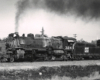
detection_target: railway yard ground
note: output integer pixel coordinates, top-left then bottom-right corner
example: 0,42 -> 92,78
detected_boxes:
0,60 -> 100,80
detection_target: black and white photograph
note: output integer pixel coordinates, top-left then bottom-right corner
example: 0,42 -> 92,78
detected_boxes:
0,0 -> 100,80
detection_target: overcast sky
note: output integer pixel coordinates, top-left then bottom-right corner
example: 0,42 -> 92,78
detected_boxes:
0,0 -> 100,42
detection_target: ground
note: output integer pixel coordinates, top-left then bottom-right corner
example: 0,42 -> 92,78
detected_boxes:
0,60 -> 100,80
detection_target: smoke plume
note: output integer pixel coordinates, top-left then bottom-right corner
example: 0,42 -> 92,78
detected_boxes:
15,0 -> 100,32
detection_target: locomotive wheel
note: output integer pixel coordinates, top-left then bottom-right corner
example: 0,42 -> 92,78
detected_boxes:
24,53 -> 35,62
8,57 -> 14,62
0,59 -> 2,62
44,54 -> 49,61
30,54 -> 35,62
32,50 -> 36,54
47,47 -> 53,54
51,56 -> 56,61
81,57 -> 84,60
31,50 -> 37,61
60,55 -> 64,60
63,55 -> 68,61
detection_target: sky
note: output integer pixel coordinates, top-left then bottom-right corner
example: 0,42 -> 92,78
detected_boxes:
0,0 -> 100,42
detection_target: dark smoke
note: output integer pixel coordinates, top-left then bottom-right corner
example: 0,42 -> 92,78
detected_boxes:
15,0 -> 100,32
15,0 -> 30,32
45,0 -> 100,17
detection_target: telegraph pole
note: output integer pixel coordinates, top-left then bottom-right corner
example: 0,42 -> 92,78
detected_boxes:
73,34 -> 77,39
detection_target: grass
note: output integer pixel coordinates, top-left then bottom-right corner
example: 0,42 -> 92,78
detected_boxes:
0,65 -> 100,80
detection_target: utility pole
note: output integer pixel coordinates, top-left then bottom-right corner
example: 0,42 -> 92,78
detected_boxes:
73,34 -> 77,39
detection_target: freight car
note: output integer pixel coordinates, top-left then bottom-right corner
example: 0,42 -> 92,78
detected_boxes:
71,40 -> 100,60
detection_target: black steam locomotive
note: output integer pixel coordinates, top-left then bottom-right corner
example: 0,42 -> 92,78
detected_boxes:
0,32 -> 100,62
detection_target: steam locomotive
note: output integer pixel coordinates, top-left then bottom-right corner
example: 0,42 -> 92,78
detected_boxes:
0,32 -> 100,62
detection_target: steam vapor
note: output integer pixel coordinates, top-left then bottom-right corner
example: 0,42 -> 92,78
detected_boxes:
15,0 -> 100,32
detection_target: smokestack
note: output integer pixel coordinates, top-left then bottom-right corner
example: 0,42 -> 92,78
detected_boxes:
14,32 -> 19,38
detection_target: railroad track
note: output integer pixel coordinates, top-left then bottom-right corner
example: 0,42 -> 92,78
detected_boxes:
0,60 -> 100,70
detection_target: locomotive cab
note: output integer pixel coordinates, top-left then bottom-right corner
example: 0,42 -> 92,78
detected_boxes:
64,37 -> 76,51
63,37 -> 76,58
